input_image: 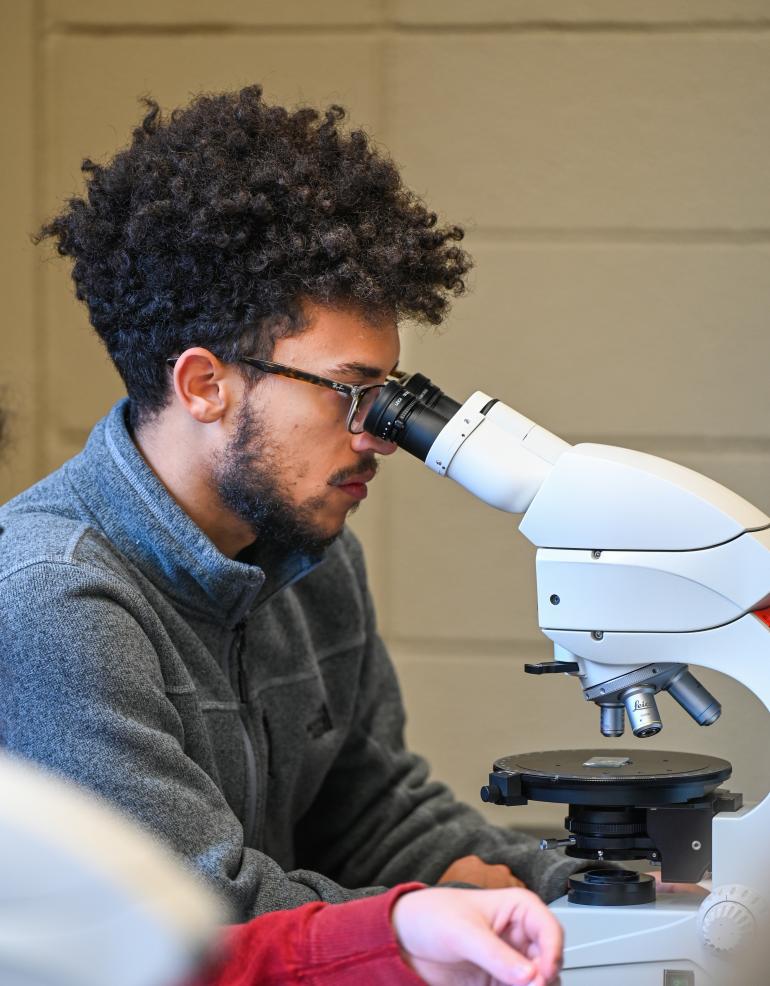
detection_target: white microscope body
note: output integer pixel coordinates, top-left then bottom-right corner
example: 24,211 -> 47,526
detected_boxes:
419,388 -> 770,985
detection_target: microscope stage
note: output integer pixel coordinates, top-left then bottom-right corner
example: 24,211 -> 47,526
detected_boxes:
492,749 -> 731,805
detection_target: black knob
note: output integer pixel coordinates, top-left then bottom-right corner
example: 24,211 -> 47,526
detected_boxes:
480,784 -> 501,804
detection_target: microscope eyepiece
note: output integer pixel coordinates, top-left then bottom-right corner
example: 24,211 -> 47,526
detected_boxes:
363,375 -> 460,461
395,372 -> 462,420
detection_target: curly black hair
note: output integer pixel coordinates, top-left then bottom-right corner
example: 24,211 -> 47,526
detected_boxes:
38,85 -> 472,423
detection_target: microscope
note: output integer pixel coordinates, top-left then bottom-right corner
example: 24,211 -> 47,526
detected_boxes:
364,373 -> 770,986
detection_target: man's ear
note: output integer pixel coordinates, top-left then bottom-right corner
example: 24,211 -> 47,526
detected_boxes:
170,348 -> 237,424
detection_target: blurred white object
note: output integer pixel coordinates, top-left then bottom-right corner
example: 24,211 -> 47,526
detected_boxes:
0,751 -> 225,986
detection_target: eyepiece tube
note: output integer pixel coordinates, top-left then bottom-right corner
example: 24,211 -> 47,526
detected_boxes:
622,686 -> 662,738
363,382 -> 451,460
364,379 -> 458,460
666,667 -> 721,727
364,372 -> 565,515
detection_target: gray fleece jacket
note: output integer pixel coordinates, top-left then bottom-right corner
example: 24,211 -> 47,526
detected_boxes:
0,400 -> 584,919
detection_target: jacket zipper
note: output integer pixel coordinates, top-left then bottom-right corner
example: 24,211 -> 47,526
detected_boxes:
231,619 -> 259,847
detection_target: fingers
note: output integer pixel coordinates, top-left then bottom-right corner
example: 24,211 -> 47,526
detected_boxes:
437,854 -> 526,889
484,864 -> 526,890
392,885 -> 564,986
450,888 -> 563,984
453,920 -> 541,985
519,892 -> 564,982
655,880 -> 708,896
454,890 -> 563,985
646,871 -> 709,897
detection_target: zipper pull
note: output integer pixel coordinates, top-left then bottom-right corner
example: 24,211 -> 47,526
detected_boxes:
233,620 -> 248,705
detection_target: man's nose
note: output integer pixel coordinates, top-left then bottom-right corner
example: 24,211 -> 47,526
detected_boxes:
350,431 -> 398,456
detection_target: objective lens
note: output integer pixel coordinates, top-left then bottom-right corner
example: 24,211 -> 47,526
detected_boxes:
622,686 -> 662,738
666,667 -> 721,727
599,703 -> 625,738
363,380 -> 456,460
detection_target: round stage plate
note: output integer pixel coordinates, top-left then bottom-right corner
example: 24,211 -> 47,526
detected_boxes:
491,749 -> 732,805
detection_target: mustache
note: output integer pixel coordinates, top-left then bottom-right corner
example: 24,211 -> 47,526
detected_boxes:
328,455 -> 379,486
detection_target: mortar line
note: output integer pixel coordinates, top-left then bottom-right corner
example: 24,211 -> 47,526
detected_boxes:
46,20 -> 770,38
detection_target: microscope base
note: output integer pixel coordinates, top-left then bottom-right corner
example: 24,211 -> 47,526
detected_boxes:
550,893 -> 723,986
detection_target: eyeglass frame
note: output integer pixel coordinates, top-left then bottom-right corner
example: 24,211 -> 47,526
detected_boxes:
165,354 -> 406,434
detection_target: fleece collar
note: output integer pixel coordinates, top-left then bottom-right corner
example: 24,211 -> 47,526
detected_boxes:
66,400 -> 318,627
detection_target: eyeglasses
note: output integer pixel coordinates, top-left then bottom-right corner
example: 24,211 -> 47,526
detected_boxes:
166,355 -> 406,434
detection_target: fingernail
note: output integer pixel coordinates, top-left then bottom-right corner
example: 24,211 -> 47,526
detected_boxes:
514,963 -> 534,983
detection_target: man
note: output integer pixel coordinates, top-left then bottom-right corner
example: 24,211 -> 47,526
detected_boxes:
0,85 -> 588,919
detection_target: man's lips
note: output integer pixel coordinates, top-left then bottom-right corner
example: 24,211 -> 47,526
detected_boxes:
332,469 -> 377,501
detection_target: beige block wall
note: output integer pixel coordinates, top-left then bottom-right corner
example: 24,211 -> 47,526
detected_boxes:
2,0 -> 769,832
0,1 -> 39,494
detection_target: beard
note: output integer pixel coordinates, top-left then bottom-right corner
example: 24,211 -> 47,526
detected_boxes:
214,397 -> 376,559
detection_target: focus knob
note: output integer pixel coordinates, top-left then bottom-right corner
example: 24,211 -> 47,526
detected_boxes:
700,901 -> 753,953
698,885 -> 766,955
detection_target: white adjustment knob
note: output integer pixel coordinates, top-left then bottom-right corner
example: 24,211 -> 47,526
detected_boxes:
700,901 -> 753,953
698,884 -> 766,955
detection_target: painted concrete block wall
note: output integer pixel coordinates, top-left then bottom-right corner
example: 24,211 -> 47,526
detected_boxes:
0,1 -> 38,495
1,0 -> 768,831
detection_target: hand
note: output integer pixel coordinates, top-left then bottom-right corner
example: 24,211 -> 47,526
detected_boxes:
438,854 -> 526,889
392,886 -> 563,986
646,870 -> 709,896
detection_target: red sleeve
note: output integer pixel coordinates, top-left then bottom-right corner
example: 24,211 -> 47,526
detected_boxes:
197,884 -> 427,986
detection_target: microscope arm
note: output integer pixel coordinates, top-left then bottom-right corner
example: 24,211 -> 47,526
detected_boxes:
427,389 -> 769,552
419,387 -> 770,735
